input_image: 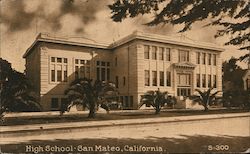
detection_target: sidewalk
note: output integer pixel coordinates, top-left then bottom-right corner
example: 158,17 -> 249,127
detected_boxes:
1,112 -> 249,137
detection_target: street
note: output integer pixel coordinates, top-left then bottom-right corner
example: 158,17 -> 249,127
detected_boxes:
1,116 -> 250,153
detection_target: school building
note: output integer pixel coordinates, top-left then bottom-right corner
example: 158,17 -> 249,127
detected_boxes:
23,31 -> 224,111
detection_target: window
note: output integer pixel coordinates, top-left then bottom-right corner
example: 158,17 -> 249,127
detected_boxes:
152,71 -> 157,86
125,96 -> 129,107
51,69 -> 55,82
144,45 -> 150,59
196,74 -> 200,87
166,71 -> 171,86
51,98 -> 59,109
202,74 -> 206,88
50,57 -> 68,82
152,46 -> 157,60
101,68 -> 106,81
178,74 -> 191,86
123,76 -> 126,86
178,50 -> 189,62
96,61 -> 110,81
202,53 -> 206,65
208,54 -> 212,65
208,75 -> 212,88
196,52 -> 200,64
145,70 -> 150,86
75,59 -> 90,79
96,67 -> 100,80
166,48 -> 171,61
107,68 -> 110,81
213,75 -> 217,88
120,96 -> 123,106
115,57 -> 118,66
57,68 -> 62,82
160,71 -> 164,86
115,76 -> 119,88
213,54 -> 217,66
130,96 -> 133,107
159,47 -> 164,60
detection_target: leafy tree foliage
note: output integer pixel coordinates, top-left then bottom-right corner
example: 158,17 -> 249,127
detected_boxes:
222,57 -> 245,89
63,78 -> 119,118
189,88 -> 220,111
109,0 -> 249,49
0,58 -> 41,118
139,89 -> 176,114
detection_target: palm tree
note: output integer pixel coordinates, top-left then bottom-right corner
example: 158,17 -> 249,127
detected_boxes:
1,70 -> 41,119
189,88 -> 220,111
138,89 -> 172,114
63,78 -> 118,118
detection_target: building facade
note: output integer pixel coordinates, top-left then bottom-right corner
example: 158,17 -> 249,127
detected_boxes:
23,31 -> 224,111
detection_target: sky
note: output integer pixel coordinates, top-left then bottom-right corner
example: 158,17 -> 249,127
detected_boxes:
0,0 -> 248,72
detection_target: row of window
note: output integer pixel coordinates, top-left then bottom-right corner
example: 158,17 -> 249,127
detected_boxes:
144,45 -> 171,61
196,52 -> 217,66
144,70 -> 171,87
144,45 -> 218,66
50,57 -> 112,83
196,74 -> 217,88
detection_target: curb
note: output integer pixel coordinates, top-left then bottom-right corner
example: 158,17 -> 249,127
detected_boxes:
1,112 -> 249,138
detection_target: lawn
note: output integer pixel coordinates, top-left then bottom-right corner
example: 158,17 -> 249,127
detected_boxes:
1,108 -> 249,126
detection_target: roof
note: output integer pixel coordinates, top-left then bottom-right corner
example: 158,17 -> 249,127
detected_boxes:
111,31 -> 225,52
23,31 -> 225,58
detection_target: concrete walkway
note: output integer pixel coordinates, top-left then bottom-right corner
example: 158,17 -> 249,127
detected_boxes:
1,112 -> 249,137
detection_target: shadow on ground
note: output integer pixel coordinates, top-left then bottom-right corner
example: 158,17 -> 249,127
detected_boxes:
1,135 -> 250,154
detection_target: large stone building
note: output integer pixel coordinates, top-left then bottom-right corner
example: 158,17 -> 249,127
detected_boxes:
23,31 -> 224,111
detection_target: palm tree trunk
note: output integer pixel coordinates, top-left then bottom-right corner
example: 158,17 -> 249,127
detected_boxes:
88,102 -> 96,118
204,105 -> 208,111
155,105 -> 161,114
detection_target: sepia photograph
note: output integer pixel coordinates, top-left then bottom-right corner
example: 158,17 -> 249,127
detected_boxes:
0,0 -> 249,153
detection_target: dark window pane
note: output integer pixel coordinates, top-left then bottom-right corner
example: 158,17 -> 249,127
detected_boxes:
64,70 -> 67,82
144,45 -> 149,59
107,68 -> 110,81
145,70 -> 150,86
152,46 -> 157,60
167,72 -> 171,86
51,70 -> 55,82
96,61 -> 100,66
160,71 -> 164,86
57,58 -> 62,63
75,59 -> 79,64
196,74 -> 200,87
64,58 -> 67,63
75,66 -> 79,79
96,68 -> 100,80
80,60 -> 85,64
152,71 -> 157,86
101,68 -> 105,81
57,70 -> 62,81
51,57 -> 55,62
